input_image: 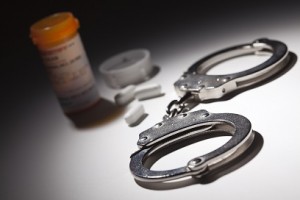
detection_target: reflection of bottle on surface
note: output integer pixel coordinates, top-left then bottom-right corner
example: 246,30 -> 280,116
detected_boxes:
30,12 -> 100,114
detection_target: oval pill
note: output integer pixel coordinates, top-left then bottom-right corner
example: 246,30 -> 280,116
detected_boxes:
124,104 -> 146,126
134,83 -> 163,100
114,85 -> 136,105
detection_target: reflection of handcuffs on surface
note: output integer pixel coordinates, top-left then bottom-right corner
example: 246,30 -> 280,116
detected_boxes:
129,38 -> 292,183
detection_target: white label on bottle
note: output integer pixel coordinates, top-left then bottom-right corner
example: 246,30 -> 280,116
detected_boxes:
40,34 -> 99,113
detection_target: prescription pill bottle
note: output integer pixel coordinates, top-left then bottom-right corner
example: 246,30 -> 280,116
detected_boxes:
30,12 -> 100,114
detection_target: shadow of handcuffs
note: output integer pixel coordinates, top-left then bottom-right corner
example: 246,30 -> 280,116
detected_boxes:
129,38 -> 297,189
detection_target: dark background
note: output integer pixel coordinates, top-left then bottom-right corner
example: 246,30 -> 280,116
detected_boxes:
2,0 -> 299,115
1,0 -> 300,199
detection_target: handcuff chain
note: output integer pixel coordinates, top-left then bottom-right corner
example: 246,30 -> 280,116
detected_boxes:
164,92 -> 196,120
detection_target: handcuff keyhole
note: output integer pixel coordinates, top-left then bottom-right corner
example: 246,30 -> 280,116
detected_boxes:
155,122 -> 163,128
200,111 -> 209,118
140,136 -> 148,141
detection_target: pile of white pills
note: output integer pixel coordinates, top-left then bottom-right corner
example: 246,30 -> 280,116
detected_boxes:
114,83 -> 164,126
99,49 -> 163,127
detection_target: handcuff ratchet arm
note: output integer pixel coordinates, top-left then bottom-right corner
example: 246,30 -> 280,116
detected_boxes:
130,110 -> 254,182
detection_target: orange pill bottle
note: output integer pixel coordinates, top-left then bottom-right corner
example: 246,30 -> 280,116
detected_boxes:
30,12 -> 100,114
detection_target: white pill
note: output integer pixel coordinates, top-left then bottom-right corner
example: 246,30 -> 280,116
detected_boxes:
134,83 -> 163,100
124,103 -> 146,126
114,85 -> 136,105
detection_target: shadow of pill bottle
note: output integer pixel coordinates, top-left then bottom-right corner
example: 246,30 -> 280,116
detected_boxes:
30,12 -> 100,114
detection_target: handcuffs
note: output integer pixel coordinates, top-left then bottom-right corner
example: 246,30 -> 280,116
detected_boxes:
130,38 -> 290,182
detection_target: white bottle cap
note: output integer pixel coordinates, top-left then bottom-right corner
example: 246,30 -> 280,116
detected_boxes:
99,49 -> 153,89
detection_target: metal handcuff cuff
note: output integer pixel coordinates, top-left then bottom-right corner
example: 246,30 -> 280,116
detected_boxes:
130,38 -> 290,182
